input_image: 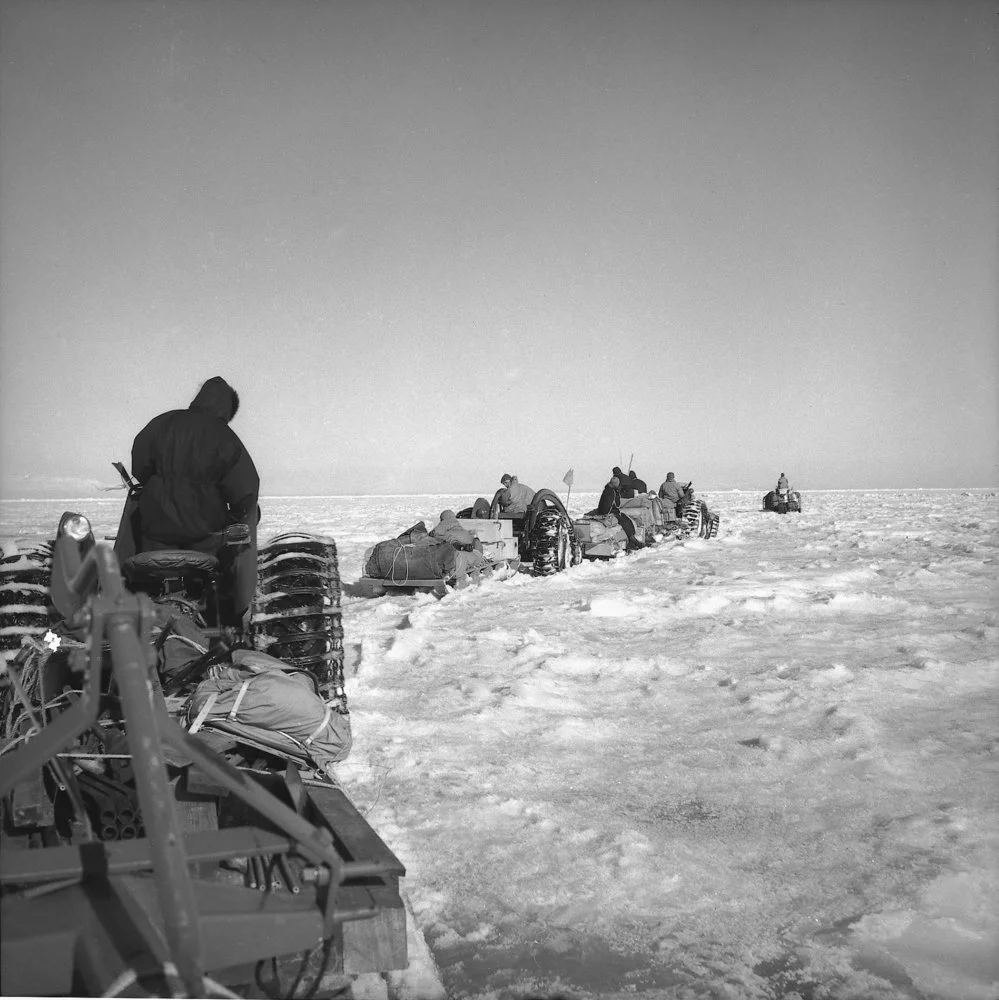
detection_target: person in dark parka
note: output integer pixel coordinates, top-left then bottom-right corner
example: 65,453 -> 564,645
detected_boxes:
628,470 -> 648,494
612,466 -> 636,499
594,476 -> 642,549
118,376 -> 260,623
596,477 -> 621,516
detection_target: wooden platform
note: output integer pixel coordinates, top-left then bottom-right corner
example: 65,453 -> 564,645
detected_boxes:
358,556 -> 517,598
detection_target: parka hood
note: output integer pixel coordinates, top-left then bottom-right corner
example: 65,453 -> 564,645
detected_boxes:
190,377 -> 238,422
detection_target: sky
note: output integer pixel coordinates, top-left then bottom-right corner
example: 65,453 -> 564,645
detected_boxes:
1,0 -> 996,499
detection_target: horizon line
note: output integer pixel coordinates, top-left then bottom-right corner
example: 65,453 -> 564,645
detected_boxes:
2,486 -> 997,504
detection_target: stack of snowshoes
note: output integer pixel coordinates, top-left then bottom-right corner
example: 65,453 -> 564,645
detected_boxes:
252,532 -> 347,715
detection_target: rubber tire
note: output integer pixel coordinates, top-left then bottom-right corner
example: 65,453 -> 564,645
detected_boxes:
531,509 -> 570,577
683,502 -> 703,537
253,533 -> 346,709
0,540 -> 55,662
698,501 -> 712,538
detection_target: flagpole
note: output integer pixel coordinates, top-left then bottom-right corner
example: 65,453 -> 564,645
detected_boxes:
562,468 -> 574,508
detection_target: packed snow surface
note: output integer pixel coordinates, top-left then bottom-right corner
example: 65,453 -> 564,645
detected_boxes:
2,489 -> 997,1000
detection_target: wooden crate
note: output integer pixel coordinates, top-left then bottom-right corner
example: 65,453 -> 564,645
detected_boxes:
456,518 -> 511,542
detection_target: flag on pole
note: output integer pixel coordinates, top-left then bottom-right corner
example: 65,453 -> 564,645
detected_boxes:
562,468 -> 574,487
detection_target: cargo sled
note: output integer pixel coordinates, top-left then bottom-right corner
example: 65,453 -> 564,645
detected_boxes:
357,515 -> 520,597
1,501 -> 409,997
573,494 -> 678,559
358,487 -> 583,594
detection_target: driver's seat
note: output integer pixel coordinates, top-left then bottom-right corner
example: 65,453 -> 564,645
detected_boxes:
122,550 -> 222,623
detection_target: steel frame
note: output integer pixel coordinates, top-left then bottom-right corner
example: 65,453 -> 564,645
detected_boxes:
1,535 -> 391,997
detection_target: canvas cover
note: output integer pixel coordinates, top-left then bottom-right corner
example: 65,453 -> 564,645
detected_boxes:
187,648 -> 351,768
157,612 -> 211,682
620,495 -> 666,539
363,535 -> 457,583
573,514 -> 625,545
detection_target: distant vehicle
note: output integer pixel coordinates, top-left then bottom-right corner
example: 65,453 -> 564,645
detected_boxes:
763,487 -> 802,514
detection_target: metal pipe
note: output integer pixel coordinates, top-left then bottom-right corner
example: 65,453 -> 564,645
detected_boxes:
106,606 -> 205,997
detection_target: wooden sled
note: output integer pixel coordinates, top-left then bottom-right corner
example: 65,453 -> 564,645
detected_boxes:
357,555 -> 519,598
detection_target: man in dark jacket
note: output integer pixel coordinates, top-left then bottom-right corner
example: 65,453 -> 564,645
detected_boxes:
594,476 -> 642,550
612,466 -> 636,499
629,470 -> 648,494
119,376 -> 260,624
596,476 -> 621,516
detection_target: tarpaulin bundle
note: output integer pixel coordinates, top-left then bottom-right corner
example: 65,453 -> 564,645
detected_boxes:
188,648 -> 351,770
363,535 -> 458,584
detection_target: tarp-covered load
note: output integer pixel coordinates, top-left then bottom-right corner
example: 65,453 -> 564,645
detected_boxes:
363,534 -> 458,584
572,513 -> 626,546
187,648 -> 351,771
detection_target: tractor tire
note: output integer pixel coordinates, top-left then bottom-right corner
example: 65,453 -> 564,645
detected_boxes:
531,508 -> 572,576
0,540 -> 55,664
253,533 -> 347,714
682,502 -> 703,537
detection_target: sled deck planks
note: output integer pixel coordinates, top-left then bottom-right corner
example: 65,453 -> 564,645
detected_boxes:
306,783 -> 408,973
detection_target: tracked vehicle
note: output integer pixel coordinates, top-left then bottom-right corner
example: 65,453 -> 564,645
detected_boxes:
763,488 -> 802,514
572,485 -> 720,560
1,499 -> 409,997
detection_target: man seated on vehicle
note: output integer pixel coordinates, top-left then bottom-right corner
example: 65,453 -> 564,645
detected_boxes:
628,469 -> 648,494
658,472 -> 686,516
593,476 -> 643,550
777,472 -> 790,492
612,466 -> 637,499
116,376 -> 260,627
430,510 -> 490,580
430,510 -> 482,553
490,473 -> 536,519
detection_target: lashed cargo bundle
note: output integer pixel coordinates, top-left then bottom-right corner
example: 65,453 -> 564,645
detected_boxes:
620,495 -> 666,539
572,514 -> 625,545
363,535 -> 457,584
188,648 -> 351,770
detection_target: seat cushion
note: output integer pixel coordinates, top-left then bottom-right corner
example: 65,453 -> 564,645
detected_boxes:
123,549 -> 220,579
